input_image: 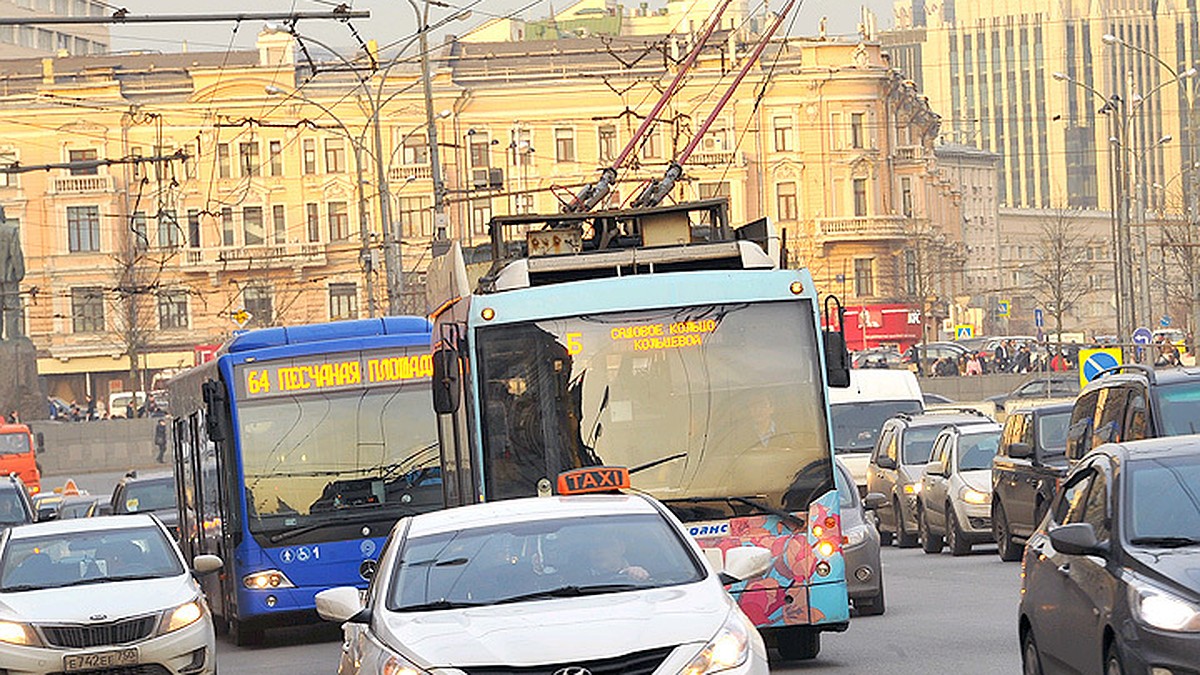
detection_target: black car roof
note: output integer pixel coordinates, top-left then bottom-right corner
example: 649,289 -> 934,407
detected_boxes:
1019,401 -> 1075,415
1081,366 -> 1200,395
1104,436 -> 1200,461
120,470 -> 173,484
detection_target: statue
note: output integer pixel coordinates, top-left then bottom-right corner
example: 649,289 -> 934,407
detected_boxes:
0,205 -> 25,340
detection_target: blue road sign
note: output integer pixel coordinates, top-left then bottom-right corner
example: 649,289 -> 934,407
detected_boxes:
1132,327 -> 1153,346
1034,308 -> 1044,328
1083,351 -> 1121,383
1162,316 -> 1172,327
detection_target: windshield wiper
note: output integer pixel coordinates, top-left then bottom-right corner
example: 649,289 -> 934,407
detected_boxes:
629,453 -> 687,474
397,599 -> 486,612
267,509 -> 416,543
490,583 -> 642,605
661,495 -> 805,529
1129,536 -> 1200,548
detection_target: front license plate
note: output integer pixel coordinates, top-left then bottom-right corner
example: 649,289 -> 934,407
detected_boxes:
63,648 -> 138,671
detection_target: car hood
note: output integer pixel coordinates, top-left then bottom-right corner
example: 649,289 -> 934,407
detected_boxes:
1128,548 -> 1200,601
0,574 -> 196,623
960,470 -> 992,493
381,582 -> 730,667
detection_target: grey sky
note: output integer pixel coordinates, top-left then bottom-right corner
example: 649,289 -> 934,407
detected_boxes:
108,1 -> 897,54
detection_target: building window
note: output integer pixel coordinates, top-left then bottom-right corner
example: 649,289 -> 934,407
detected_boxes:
471,199 -> 492,236
131,211 -> 148,251
329,283 -> 358,320
776,182 -> 797,221
400,196 -> 432,238
243,206 -> 264,246
302,139 -> 317,175
0,150 -> 16,187
130,146 -> 143,180
904,249 -> 918,296
854,258 -> 875,297
402,133 -> 428,165
272,204 -> 286,244
268,140 -> 283,176
70,287 -> 104,333
221,207 -> 234,246
306,203 -> 320,242
216,143 -> 231,179
698,181 -> 731,201
773,116 -> 793,152
850,112 -> 865,149
853,178 -> 868,217
157,209 -> 179,248
239,142 -> 260,177
67,205 -> 100,252
243,285 -> 273,328
324,138 -> 346,174
554,127 -> 576,163
157,291 -> 188,330
187,209 -> 201,248
184,143 -> 198,180
515,193 -> 535,214
68,148 -> 97,176
901,177 -> 914,217
512,128 -> 533,167
642,129 -> 661,159
469,132 -> 490,168
327,201 -> 349,241
598,125 -> 617,162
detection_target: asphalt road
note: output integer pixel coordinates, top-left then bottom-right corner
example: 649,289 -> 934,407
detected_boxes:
214,544 -> 1023,674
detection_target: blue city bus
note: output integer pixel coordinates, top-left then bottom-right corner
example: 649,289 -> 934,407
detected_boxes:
427,199 -> 853,660
167,317 -> 440,645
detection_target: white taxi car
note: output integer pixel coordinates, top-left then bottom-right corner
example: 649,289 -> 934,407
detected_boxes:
317,469 -> 772,675
0,514 -> 222,674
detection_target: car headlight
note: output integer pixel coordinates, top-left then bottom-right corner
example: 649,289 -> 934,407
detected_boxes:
0,621 -> 40,646
243,569 -> 295,590
904,483 -> 921,495
159,600 -> 205,634
382,651 -> 428,675
961,488 -> 990,505
680,613 -> 751,675
844,523 -> 869,547
1129,583 -> 1200,632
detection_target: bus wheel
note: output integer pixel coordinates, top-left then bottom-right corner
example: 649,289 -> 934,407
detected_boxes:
231,618 -> 265,647
777,627 -> 820,661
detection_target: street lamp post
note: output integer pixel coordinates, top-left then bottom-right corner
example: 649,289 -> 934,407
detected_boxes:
407,0 -> 452,243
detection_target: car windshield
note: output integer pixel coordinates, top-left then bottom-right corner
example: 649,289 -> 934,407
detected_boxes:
0,489 -> 27,525
0,525 -> 184,591
957,431 -> 1000,471
902,426 -> 942,465
0,433 -> 29,455
1125,454 -> 1200,543
1037,411 -> 1071,456
831,401 -> 922,454
120,480 -> 177,513
1153,382 -> 1200,436
387,513 -> 706,611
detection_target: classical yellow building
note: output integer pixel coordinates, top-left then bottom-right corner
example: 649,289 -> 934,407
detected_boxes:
0,25 -> 967,406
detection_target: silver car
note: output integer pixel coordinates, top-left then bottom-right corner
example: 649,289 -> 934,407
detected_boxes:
834,460 -> 885,615
918,421 -> 1002,556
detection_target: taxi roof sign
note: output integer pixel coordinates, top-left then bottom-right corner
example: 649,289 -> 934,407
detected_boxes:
556,466 -> 631,495
61,479 -> 80,496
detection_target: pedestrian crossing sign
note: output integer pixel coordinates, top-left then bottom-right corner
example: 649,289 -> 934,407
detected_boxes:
955,324 -> 974,340
998,300 -> 1011,317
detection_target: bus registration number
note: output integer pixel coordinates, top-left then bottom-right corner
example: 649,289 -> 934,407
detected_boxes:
64,648 -> 138,671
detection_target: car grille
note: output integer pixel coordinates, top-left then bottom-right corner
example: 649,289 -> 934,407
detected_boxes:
459,646 -> 676,675
39,616 -> 158,649
48,667 -> 171,675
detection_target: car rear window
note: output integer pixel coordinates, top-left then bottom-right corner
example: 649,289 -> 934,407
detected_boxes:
120,479 -> 177,513
902,426 -> 942,465
0,488 -> 28,526
1037,412 -> 1071,456
1153,383 -> 1200,436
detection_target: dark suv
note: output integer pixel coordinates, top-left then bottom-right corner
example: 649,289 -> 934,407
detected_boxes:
1066,365 -> 1200,462
110,470 -> 179,539
0,473 -> 35,530
990,401 -> 1073,561
866,408 -> 995,547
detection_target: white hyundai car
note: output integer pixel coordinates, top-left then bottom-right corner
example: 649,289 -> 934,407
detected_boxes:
317,492 -> 772,675
0,514 -> 222,675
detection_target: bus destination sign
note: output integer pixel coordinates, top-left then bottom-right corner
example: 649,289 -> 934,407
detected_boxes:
236,350 -> 433,399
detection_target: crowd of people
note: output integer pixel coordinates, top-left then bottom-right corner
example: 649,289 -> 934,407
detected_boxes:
906,336 -> 1187,378
47,395 -> 165,422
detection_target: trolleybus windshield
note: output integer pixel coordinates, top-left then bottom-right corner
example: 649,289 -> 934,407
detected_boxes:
476,301 -> 832,510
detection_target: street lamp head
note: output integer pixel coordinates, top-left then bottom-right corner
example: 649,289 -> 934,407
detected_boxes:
1052,71 -> 1069,82
1102,33 -> 1119,45
437,109 -> 452,119
265,85 -> 284,96
1160,134 -> 1174,145
1184,67 -> 1198,79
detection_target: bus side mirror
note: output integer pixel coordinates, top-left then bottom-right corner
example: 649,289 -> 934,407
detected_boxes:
432,349 -> 461,414
824,329 -> 851,388
201,380 -> 227,443
35,432 -> 44,454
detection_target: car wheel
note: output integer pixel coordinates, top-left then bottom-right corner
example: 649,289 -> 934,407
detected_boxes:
776,627 -> 820,660
920,504 -> 944,554
1021,627 -> 1044,675
995,502 -> 1021,562
856,577 -> 886,616
231,618 -> 265,647
1105,641 -> 1126,675
947,507 -> 971,556
895,498 -> 919,548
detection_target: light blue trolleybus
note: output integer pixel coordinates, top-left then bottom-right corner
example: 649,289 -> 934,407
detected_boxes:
168,317 -> 440,644
426,199 -> 854,660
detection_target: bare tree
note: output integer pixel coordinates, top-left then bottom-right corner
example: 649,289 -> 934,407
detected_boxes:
1027,208 -> 1096,340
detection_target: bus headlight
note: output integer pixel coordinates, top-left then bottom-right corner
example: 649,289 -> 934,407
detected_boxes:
243,569 -> 295,590
680,614 -> 750,675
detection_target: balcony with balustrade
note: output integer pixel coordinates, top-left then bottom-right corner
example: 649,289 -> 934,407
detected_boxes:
179,242 -> 329,271
49,174 -> 116,194
816,215 -> 912,243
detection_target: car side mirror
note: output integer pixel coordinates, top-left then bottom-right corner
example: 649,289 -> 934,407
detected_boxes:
863,492 -> 888,510
432,348 -> 461,415
718,545 -> 772,585
1008,442 -> 1034,460
316,586 -> 369,624
1048,523 -> 1108,557
35,432 -> 45,454
925,460 -> 946,478
192,554 -> 223,575
874,455 -> 896,470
